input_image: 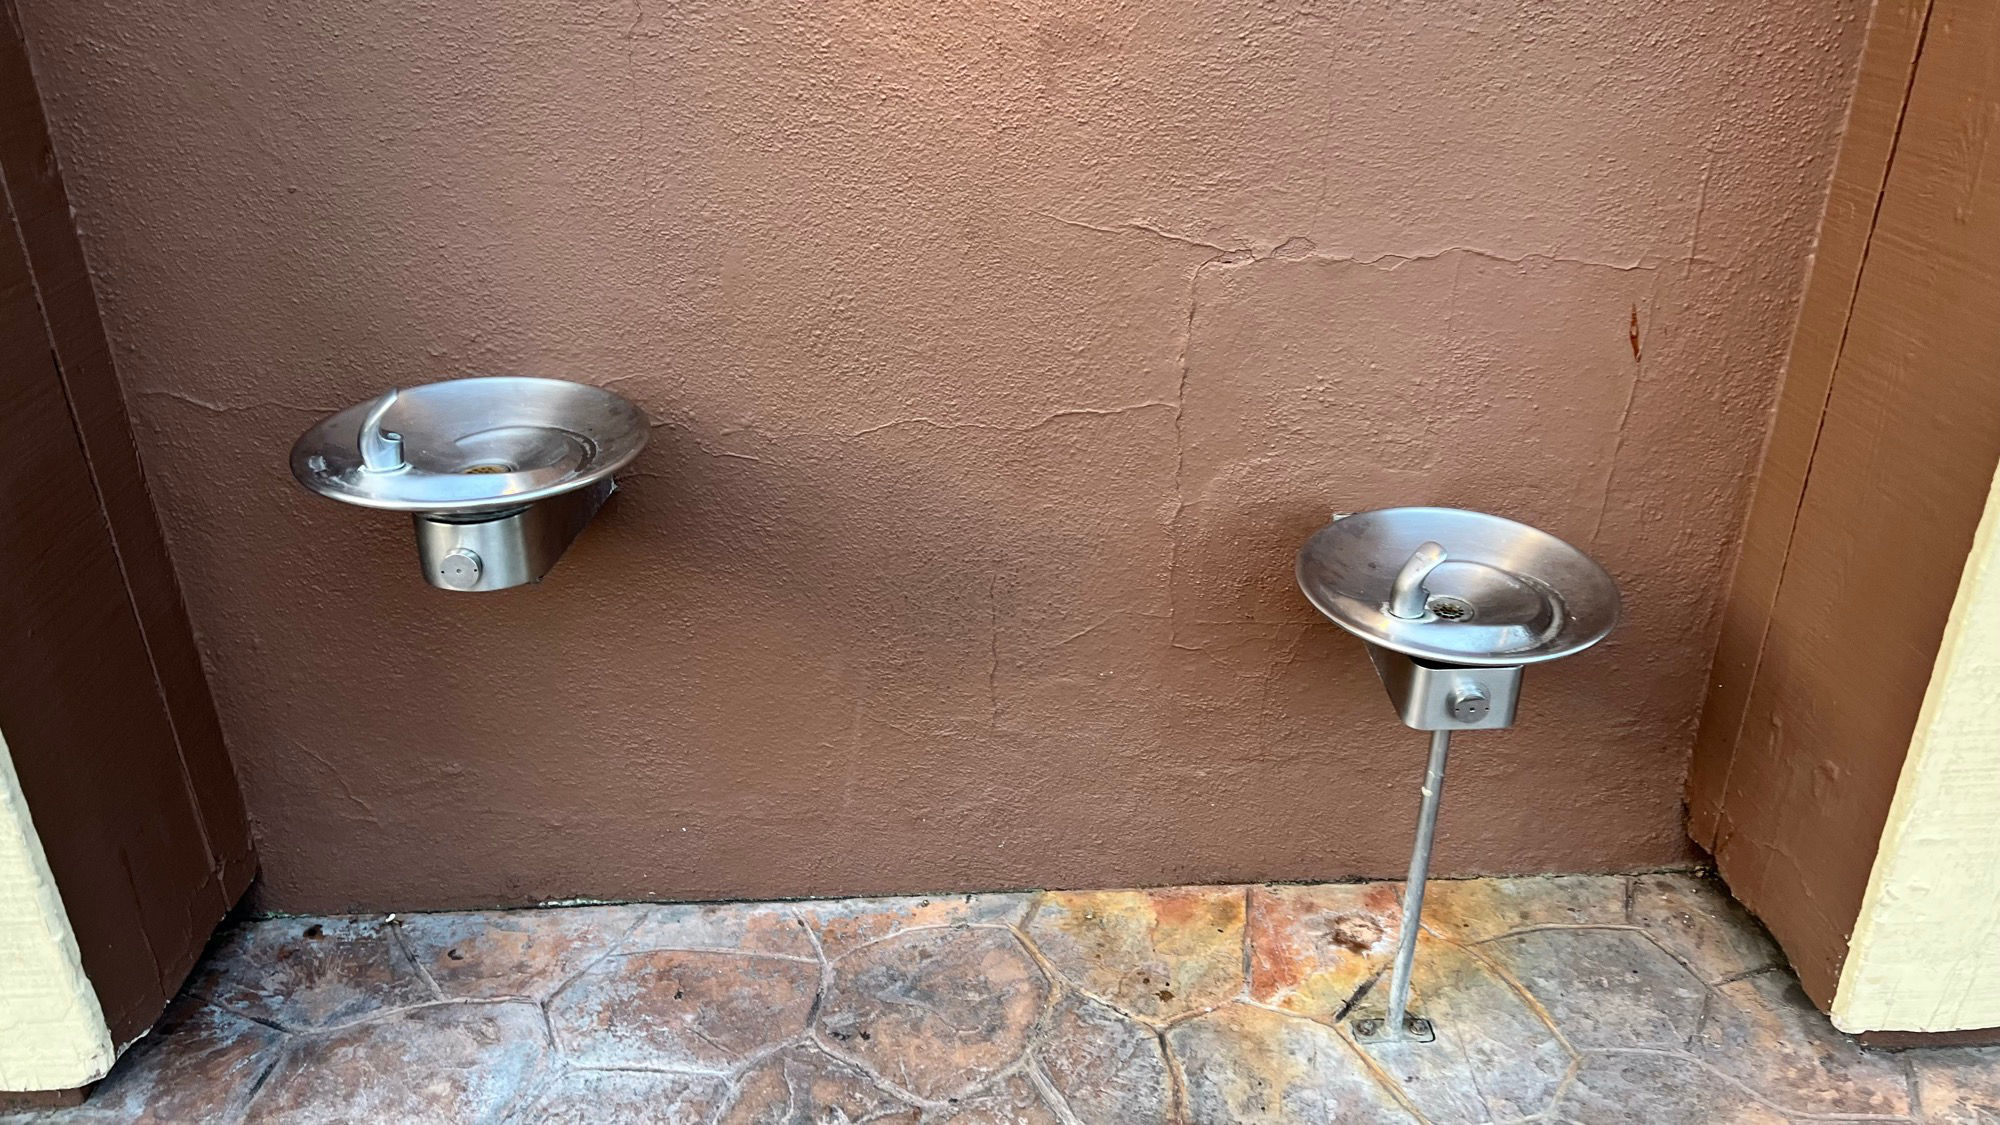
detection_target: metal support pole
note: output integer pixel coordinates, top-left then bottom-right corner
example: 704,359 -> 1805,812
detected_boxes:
1383,728 -> 1451,1040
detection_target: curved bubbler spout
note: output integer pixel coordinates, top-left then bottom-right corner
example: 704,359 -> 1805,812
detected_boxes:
358,388 -> 406,474
1387,540 -> 1447,619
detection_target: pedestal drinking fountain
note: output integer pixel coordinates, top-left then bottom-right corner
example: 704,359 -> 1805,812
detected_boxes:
291,377 -> 649,591
1296,507 -> 1620,1042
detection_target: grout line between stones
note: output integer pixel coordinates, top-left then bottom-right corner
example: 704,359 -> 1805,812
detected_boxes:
386,920 -> 444,1002
229,1037 -> 288,1124
1713,963 -> 1785,986
1332,1019 -> 1433,1124
1472,922 -> 1650,946
1455,938 -> 1580,1058
201,997 -> 291,1037
1686,986 -> 1713,1052
1584,1047 -> 1910,1122
534,905 -> 657,1066
610,944 -> 822,965
793,906 -> 833,1036
1156,1021 -> 1192,1125
1024,1053 -> 1085,1125
1619,917 -> 1729,987
1539,1055 -> 1582,1123
1239,885 -> 1256,1004
560,908 -> 655,991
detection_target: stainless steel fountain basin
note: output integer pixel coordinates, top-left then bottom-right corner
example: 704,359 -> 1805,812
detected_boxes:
290,377 -> 649,591
291,377 -> 647,513
1296,506 -> 1619,667
1297,507 -> 1619,731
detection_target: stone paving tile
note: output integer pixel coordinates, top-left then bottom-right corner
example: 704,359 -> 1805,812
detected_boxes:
1482,927 -> 1705,1049
1035,991 -> 1173,1124
717,1043 -> 919,1123
1167,1001 -> 1415,1123
1027,886 -> 1245,1023
1552,1050 -> 1790,1124
1246,882 -> 1402,1018
1349,939 -> 1572,1123
1910,1045 -> 2000,1124
194,916 -> 436,1030
397,904 -> 647,1001
1696,969 -> 1913,1117
69,1000 -> 283,1124
547,948 -> 818,1071
622,900 -> 819,960
1422,873 -> 1628,943
1630,872 -> 1783,983
798,892 -> 1033,959
519,1067 -> 728,1123
22,874 -> 2000,1123
818,925 -> 1048,1101
244,1001 -> 548,1123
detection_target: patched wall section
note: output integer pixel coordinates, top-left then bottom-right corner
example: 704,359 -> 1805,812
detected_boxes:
17,1 -> 1866,910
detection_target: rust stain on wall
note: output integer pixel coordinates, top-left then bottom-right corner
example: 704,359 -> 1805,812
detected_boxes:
14,0 -> 1867,911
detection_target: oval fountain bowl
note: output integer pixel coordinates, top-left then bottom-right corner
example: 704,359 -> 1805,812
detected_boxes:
290,376 -> 649,514
1295,507 -> 1619,666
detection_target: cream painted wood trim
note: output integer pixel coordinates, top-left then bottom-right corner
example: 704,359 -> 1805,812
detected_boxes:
0,732 -> 113,1091
1833,459 -> 2000,1033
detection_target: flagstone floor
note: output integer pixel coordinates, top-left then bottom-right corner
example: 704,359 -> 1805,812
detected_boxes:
8,873 -> 1998,1123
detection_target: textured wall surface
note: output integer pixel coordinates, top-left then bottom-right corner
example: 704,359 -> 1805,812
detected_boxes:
18,0 -> 1865,912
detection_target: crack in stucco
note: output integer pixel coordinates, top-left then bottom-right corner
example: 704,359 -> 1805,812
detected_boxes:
1686,134 -> 1722,270
1587,262 -> 1668,551
1037,212 -> 1709,573
1255,625 -> 1313,731
1441,251 -> 1466,339
845,403 -> 1174,439
986,572 -> 1001,731
1050,609 -> 1171,649
641,419 -> 767,464
1036,212 -> 1239,254
1035,212 -> 1702,275
1041,209 -> 1713,598
292,738 -> 379,826
1241,243 -> 1690,274
1165,250 -> 1255,643
139,389 -> 334,415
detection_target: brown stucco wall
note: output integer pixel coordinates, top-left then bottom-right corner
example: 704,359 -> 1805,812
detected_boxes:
15,1 -> 1866,912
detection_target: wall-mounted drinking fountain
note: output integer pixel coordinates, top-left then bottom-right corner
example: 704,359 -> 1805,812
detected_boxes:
1296,506 -> 1620,1042
291,377 -> 650,592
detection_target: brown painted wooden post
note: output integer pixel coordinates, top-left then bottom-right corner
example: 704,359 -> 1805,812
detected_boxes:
0,0 -> 255,1070
1689,0 -> 2000,1033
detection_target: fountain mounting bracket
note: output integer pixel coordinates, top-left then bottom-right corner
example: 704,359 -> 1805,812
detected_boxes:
1365,645 -> 1524,731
